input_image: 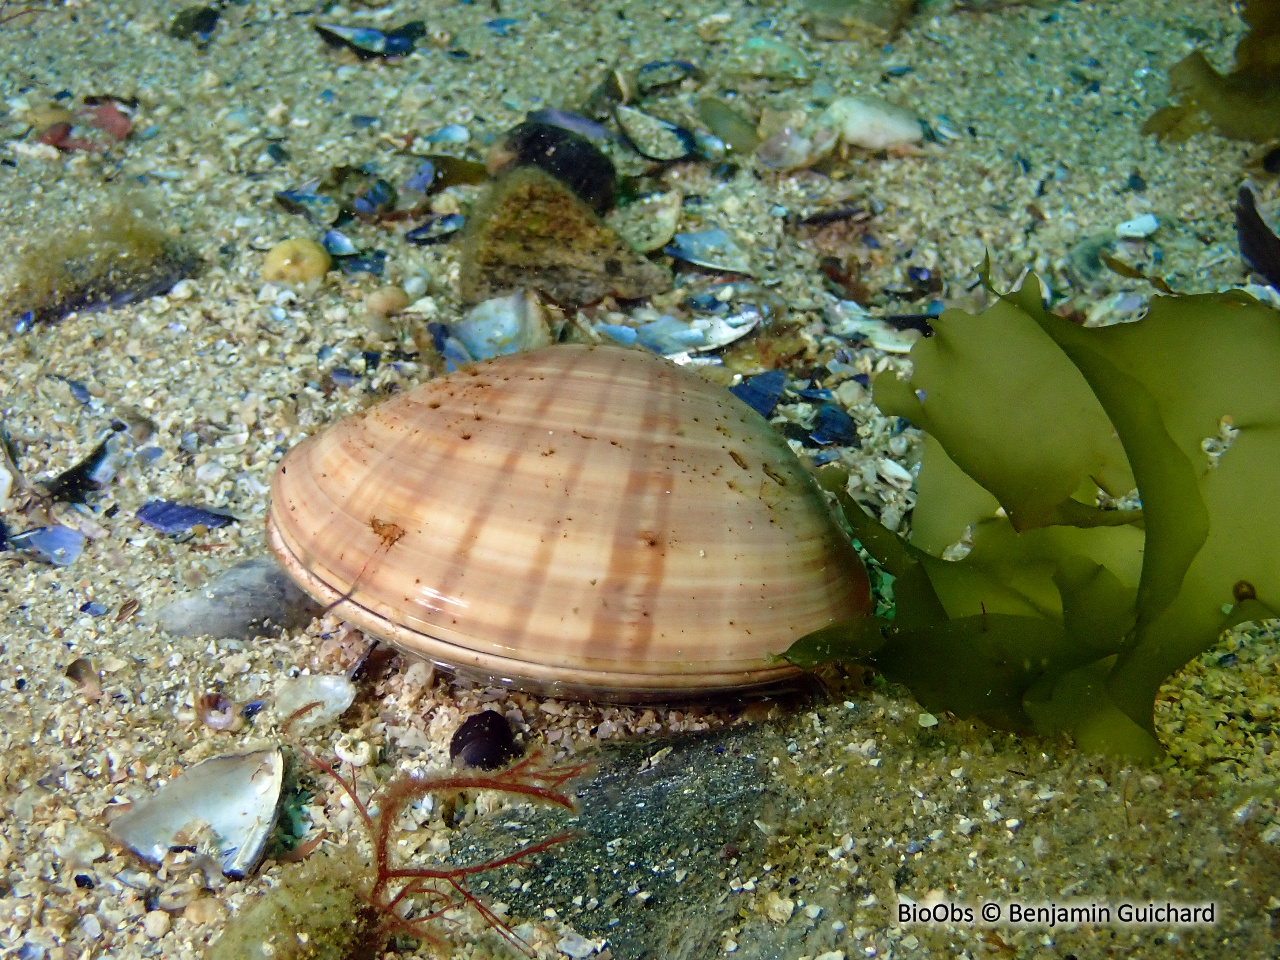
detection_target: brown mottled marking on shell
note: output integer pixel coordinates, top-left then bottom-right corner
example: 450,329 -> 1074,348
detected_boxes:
267,344 -> 871,700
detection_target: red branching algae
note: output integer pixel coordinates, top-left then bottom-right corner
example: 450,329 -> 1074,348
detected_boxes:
204,703 -> 589,959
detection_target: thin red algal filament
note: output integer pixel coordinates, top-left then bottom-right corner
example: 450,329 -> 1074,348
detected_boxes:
284,702 -> 588,955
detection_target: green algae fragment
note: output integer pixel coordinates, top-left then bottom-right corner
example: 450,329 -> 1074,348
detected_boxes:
1144,0 -> 1280,142
788,274 -> 1280,760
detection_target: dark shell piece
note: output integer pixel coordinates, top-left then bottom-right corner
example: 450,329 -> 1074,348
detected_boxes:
170,5 -> 219,44
314,21 -> 425,58
450,709 -> 521,770
136,500 -> 237,535
274,184 -> 342,226
636,60 -> 701,95
487,121 -> 617,215
1236,185 -> 1280,290
336,251 -> 386,276
729,369 -> 786,419
614,105 -> 696,162
809,403 -> 858,447
352,178 -> 397,218
42,431 -> 123,504
405,213 -> 465,245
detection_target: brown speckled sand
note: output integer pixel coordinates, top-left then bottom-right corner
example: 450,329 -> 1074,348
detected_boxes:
0,0 -> 1276,958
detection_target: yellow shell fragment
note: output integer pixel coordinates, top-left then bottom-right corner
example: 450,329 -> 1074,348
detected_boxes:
268,344 -> 871,700
261,238 -> 330,283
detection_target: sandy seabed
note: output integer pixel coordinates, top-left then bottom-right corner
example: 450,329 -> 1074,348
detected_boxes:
0,0 -> 1277,957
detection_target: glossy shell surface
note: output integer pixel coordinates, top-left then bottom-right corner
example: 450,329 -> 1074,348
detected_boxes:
267,344 -> 870,700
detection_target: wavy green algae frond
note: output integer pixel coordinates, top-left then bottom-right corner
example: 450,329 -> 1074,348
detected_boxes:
787,274 -> 1280,761
1144,0 -> 1280,142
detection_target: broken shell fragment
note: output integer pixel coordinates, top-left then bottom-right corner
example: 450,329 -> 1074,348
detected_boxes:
614,105 -> 697,161
267,344 -> 872,700
108,749 -> 283,879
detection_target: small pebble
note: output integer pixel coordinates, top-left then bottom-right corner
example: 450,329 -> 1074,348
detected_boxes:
182,898 -> 227,926
143,910 -> 171,938
1115,213 -> 1159,239
149,557 -> 320,640
364,285 -> 410,320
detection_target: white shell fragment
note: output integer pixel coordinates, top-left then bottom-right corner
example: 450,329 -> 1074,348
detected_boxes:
825,299 -> 921,353
268,344 -> 872,700
1115,213 -> 1159,239
108,749 -> 283,879
819,96 -> 923,151
273,674 -> 357,731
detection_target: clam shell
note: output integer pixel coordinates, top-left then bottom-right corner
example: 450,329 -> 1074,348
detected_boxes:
267,344 -> 870,700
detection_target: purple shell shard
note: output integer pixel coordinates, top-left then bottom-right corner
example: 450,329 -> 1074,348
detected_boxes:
9,525 -> 86,566
136,500 -> 237,534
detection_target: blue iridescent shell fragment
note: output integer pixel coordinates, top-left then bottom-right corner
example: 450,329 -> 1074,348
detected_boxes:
321,229 -> 358,257
483,18 -> 518,36
809,403 -> 858,446
729,369 -> 786,418
10,525 -> 85,566
403,160 -> 437,193
352,178 -> 396,217
424,124 -> 470,145
405,213 -> 465,245
136,500 -> 237,535
336,251 -> 387,276
664,229 -> 753,274
314,21 -> 425,57
635,315 -> 707,354
274,183 -> 342,225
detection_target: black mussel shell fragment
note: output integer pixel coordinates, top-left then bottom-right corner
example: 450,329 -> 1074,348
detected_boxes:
636,59 -> 701,96
170,5 -> 219,44
314,20 -> 425,58
336,251 -> 386,276
1236,185 -> 1280,290
1262,145 -> 1280,175
352,178 -> 397,218
614,105 -> 697,162
729,369 -> 787,418
274,182 -> 343,226
486,121 -> 617,215
136,500 -> 237,535
450,709 -> 521,770
41,429 -> 125,504
405,213 -> 465,245
809,403 -> 859,447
